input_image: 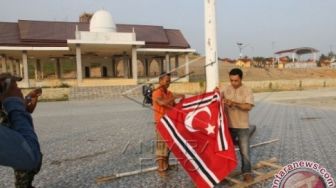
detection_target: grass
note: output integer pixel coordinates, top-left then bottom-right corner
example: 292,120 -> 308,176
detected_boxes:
39,83 -> 71,88
38,97 -> 69,102
28,59 -> 76,78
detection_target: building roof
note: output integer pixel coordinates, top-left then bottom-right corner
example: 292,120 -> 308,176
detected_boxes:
162,29 -> 190,49
275,47 -> 319,55
18,20 -> 89,42
0,20 -> 190,49
0,22 -> 21,44
117,24 -> 168,44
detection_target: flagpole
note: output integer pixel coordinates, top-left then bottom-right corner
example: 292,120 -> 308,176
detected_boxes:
205,0 -> 219,92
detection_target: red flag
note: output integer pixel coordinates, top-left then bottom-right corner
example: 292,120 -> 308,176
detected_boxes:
157,91 -> 237,188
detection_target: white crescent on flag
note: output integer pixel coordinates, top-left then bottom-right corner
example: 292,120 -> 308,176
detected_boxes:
184,107 -> 211,132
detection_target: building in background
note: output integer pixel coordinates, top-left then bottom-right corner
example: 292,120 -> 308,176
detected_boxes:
275,47 -> 319,69
235,58 -> 252,68
0,10 -> 195,87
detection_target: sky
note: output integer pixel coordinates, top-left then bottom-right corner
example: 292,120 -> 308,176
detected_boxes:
1,0 -> 336,58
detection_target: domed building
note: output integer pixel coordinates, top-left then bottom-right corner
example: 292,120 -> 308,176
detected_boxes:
0,10 -> 195,87
89,10 -> 116,32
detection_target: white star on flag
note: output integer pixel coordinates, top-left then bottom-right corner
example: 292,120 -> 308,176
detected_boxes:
205,124 -> 215,135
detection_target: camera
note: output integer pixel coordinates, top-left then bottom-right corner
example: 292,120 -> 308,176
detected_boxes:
0,76 -> 22,97
0,78 -> 12,96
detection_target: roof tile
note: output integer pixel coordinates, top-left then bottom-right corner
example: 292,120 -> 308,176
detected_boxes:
0,20 -> 190,49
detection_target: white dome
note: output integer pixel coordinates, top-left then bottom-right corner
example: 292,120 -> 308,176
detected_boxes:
90,10 -> 116,32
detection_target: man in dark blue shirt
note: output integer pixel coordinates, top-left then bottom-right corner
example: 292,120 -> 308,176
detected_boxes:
0,74 -> 42,187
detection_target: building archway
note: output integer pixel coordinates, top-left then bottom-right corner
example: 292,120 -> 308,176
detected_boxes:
116,60 -> 124,77
102,66 -> 108,77
149,59 -> 160,77
84,66 -> 90,78
137,60 -> 145,77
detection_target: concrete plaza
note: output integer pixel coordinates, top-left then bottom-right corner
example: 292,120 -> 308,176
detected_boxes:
0,88 -> 335,187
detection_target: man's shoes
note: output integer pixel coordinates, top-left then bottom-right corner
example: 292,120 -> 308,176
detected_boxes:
243,173 -> 254,183
157,157 -> 169,177
157,170 -> 168,178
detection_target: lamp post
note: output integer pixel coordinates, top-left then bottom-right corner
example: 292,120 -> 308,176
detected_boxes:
237,42 -> 244,58
205,0 -> 219,92
272,41 -> 276,67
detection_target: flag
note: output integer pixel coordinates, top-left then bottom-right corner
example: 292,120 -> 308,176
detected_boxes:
157,91 -> 237,188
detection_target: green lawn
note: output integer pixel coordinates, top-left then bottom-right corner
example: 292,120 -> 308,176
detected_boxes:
28,59 -> 75,78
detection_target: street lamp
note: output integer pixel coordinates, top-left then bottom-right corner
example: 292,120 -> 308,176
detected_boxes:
237,42 -> 249,59
237,43 -> 243,58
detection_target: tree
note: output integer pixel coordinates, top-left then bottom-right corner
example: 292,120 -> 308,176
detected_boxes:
319,54 -> 328,61
327,51 -> 335,58
252,57 -> 266,68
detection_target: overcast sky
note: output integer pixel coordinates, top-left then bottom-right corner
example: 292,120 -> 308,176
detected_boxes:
1,0 -> 336,58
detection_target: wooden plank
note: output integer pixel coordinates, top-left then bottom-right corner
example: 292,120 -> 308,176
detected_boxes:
235,139 -> 280,151
96,167 -> 156,184
226,158 -> 282,187
252,170 -> 264,176
228,157 -> 277,177
96,163 -> 178,184
96,157 -> 282,186
254,157 -> 278,168
225,177 -> 243,185
259,161 -> 283,169
231,169 -> 281,188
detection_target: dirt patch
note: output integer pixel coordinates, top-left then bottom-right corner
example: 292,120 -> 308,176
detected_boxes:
188,57 -> 336,82
300,117 -> 322,121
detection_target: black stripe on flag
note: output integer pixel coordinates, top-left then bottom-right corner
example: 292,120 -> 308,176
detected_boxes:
162,116 -> 217,186
218,122 -> 225,151
183,94 -> 218,109
218,105 -> 226,150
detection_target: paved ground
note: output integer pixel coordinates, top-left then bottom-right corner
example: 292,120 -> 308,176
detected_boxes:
1,88 -> 336,187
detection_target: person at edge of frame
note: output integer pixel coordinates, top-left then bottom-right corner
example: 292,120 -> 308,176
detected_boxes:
0,73 -> 43,188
